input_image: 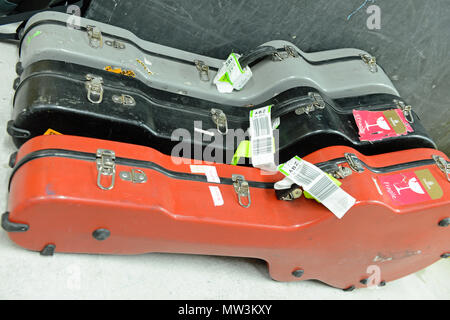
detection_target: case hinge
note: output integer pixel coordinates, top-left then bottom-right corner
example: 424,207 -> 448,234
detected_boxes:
295,92 -> 326,115
232,175 -> 251,208
195,60 -> 210,82
85,74 -> 104,104
86,25 -> 103,48
360,53 -> 378,73
96,149 -> 116,190
394,99 -> 414,124
433,155 -> 450,182
210,108 -> 229,135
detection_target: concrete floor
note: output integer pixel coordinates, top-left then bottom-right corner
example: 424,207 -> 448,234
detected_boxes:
0,25 -> 449,300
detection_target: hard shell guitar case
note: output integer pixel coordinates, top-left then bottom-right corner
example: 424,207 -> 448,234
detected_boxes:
17,11 -> 400,105
9,59 -> 436,164
3,135 -> 450,290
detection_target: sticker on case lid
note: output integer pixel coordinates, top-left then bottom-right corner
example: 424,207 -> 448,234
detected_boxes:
378,169 -> 443,205
353,109 -> 414,142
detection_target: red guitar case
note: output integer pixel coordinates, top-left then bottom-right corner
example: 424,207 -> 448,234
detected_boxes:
3,135 -> 449,290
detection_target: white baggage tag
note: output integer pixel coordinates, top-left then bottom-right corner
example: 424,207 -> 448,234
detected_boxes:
250,106 -> 277,172
279,157 -> 356,219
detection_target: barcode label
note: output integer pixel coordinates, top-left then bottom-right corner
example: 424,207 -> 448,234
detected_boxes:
250,106 -> 275,170
252,117 -> 271,137
279,157 -> 356,219
252,137 -> 273,155
308,175 -> 340,202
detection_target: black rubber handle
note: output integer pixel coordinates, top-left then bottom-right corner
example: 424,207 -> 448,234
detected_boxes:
238,46 -> 279,68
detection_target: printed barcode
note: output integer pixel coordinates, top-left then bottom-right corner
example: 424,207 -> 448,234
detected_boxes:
291,164 -> 321,185
308,175 -> 339,201
252,117 -> 271,137
253,137 -> 273,155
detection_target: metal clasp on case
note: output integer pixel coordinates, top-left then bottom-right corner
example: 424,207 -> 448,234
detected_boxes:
360,53 -> 378,73
210,108 -> 229,135
345,153 -> 365,173
394,99 -> 415,124
112,94 -> 136,106
433,155 -> 450,182
86,25 -> 103,48
232,175 -> 251,208
194,60 -> 210,82
86,74 -> 104,104
119,169 -> 147,184
96,149 -> 116,191
295,92 -> 325,115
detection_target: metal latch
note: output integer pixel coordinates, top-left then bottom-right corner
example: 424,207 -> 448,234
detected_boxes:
86,25 -> 103,48
273,45 -> 299,61
232,175 -> 251,208
330,166 -> 353,179
345,153 -> 365,173
360,53 -> 378,73
295,92 -> 326,115
211,108 -> 229,135
394,99 -> 414,124
96,149 -> 116,190
119,169 -> 148,184
195,60 -> 210,82
276,184 -> 303,201
112,94 -> 136,106
105,39 -> 125,49
85,74 -> 104,104
433,155 -> 450,182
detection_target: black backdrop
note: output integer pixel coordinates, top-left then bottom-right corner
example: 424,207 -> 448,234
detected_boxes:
86,0 -> 450,153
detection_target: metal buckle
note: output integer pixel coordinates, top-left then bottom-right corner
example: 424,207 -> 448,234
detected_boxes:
295,92 -> 325,115
210,109 -> 229,135
433,155 -> 450,182
394,99 -> 415,124
96,149 -> 116,190
360,53 -> 378,73
86,25 -> 103,48
119,169 -> 147,184
232,175 -> 251,208
85,74 -> 104,104
345,153 -> 365,173
105,39 -> 125,49
284,45 -> 299,58
195,60 -> 210,82
112,94 -> 136,106
330,166 -> 353,179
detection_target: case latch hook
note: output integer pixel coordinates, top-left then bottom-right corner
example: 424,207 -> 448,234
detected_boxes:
345,153 -> 365,173
433,155 -> 450,182
195,60 -> 210,82
232,175 -> 251,208
211,108 -> 229,135
96,149 -> 116,190
86,25 -> 103,48
360,53 -> 378,73
86,74 -> 104,104
394,99 -> 415,124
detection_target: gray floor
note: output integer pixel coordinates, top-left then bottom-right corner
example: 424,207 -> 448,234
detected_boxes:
0,28 -> 449,300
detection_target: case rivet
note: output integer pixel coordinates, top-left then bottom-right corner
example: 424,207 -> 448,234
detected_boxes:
93,229 -> 111,241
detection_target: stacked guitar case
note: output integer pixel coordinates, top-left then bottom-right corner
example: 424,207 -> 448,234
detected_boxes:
2,11 -> 449,291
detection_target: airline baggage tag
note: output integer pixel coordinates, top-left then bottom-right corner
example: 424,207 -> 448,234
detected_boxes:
214,53 -> 253,93
250,106 -> 277,172
279,157 -> 356,219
